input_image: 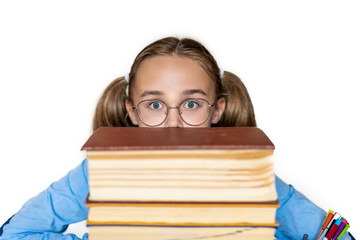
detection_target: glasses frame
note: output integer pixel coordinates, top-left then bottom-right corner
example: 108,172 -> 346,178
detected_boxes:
132,98 -> 215,127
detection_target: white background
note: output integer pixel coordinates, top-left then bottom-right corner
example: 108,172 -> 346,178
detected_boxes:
0,0 -> 359,238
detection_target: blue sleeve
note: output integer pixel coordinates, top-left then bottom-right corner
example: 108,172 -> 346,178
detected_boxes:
275,176 -> 354,240
0,159 -> 89,240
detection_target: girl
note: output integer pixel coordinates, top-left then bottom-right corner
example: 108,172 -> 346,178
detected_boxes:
0,37 -> 354,240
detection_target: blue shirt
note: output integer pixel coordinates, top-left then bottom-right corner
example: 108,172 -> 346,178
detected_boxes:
0,159 -> 353,240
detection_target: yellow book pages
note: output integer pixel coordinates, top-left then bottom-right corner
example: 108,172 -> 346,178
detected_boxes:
87,203 -> 279,225
88,225 -> 276,240
87,149 -> 276,202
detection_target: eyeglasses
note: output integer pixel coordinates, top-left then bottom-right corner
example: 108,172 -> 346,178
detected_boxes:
132,98 -> 215,126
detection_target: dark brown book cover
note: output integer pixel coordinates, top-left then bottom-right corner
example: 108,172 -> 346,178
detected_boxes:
81,127 -> 274,151
86,198 -> 279,206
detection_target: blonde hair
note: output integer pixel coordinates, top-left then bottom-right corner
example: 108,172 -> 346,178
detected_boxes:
92,37 -> 256,131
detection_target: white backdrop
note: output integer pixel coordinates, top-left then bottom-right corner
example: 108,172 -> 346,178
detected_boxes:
0,1 -> 359,238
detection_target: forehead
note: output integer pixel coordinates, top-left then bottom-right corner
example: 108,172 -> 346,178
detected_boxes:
133,55 -> 215,98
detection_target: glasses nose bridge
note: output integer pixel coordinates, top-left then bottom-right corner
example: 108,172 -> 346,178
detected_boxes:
167,105 -> 181,115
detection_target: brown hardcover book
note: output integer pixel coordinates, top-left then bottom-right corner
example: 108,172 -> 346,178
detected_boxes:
82,127 -> 277,202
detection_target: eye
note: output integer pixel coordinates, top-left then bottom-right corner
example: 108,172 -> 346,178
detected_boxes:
148,101 -> 163,110
184,100 -> 199,109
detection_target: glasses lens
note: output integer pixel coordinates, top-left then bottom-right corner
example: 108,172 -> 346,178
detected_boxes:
137,100 -> 167,126
180,99 -> 210,125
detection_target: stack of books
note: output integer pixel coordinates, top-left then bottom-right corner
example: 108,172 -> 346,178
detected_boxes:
81,127 -> 279,240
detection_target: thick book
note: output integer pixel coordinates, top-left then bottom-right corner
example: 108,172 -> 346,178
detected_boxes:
87,225 -> 276,240
82,127 -> 277,202
86,200 -> 279,226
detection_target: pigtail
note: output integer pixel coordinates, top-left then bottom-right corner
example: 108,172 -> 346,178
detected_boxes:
216,71 -> 257,127
92,77 -> 134,132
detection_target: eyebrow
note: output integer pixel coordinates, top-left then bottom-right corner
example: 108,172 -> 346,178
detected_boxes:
182,89 -> 207,96
140,90 -> 163,98
140,89 -> 207,98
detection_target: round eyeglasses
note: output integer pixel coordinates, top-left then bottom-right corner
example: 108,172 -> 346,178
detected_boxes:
132,98 -> 215,126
